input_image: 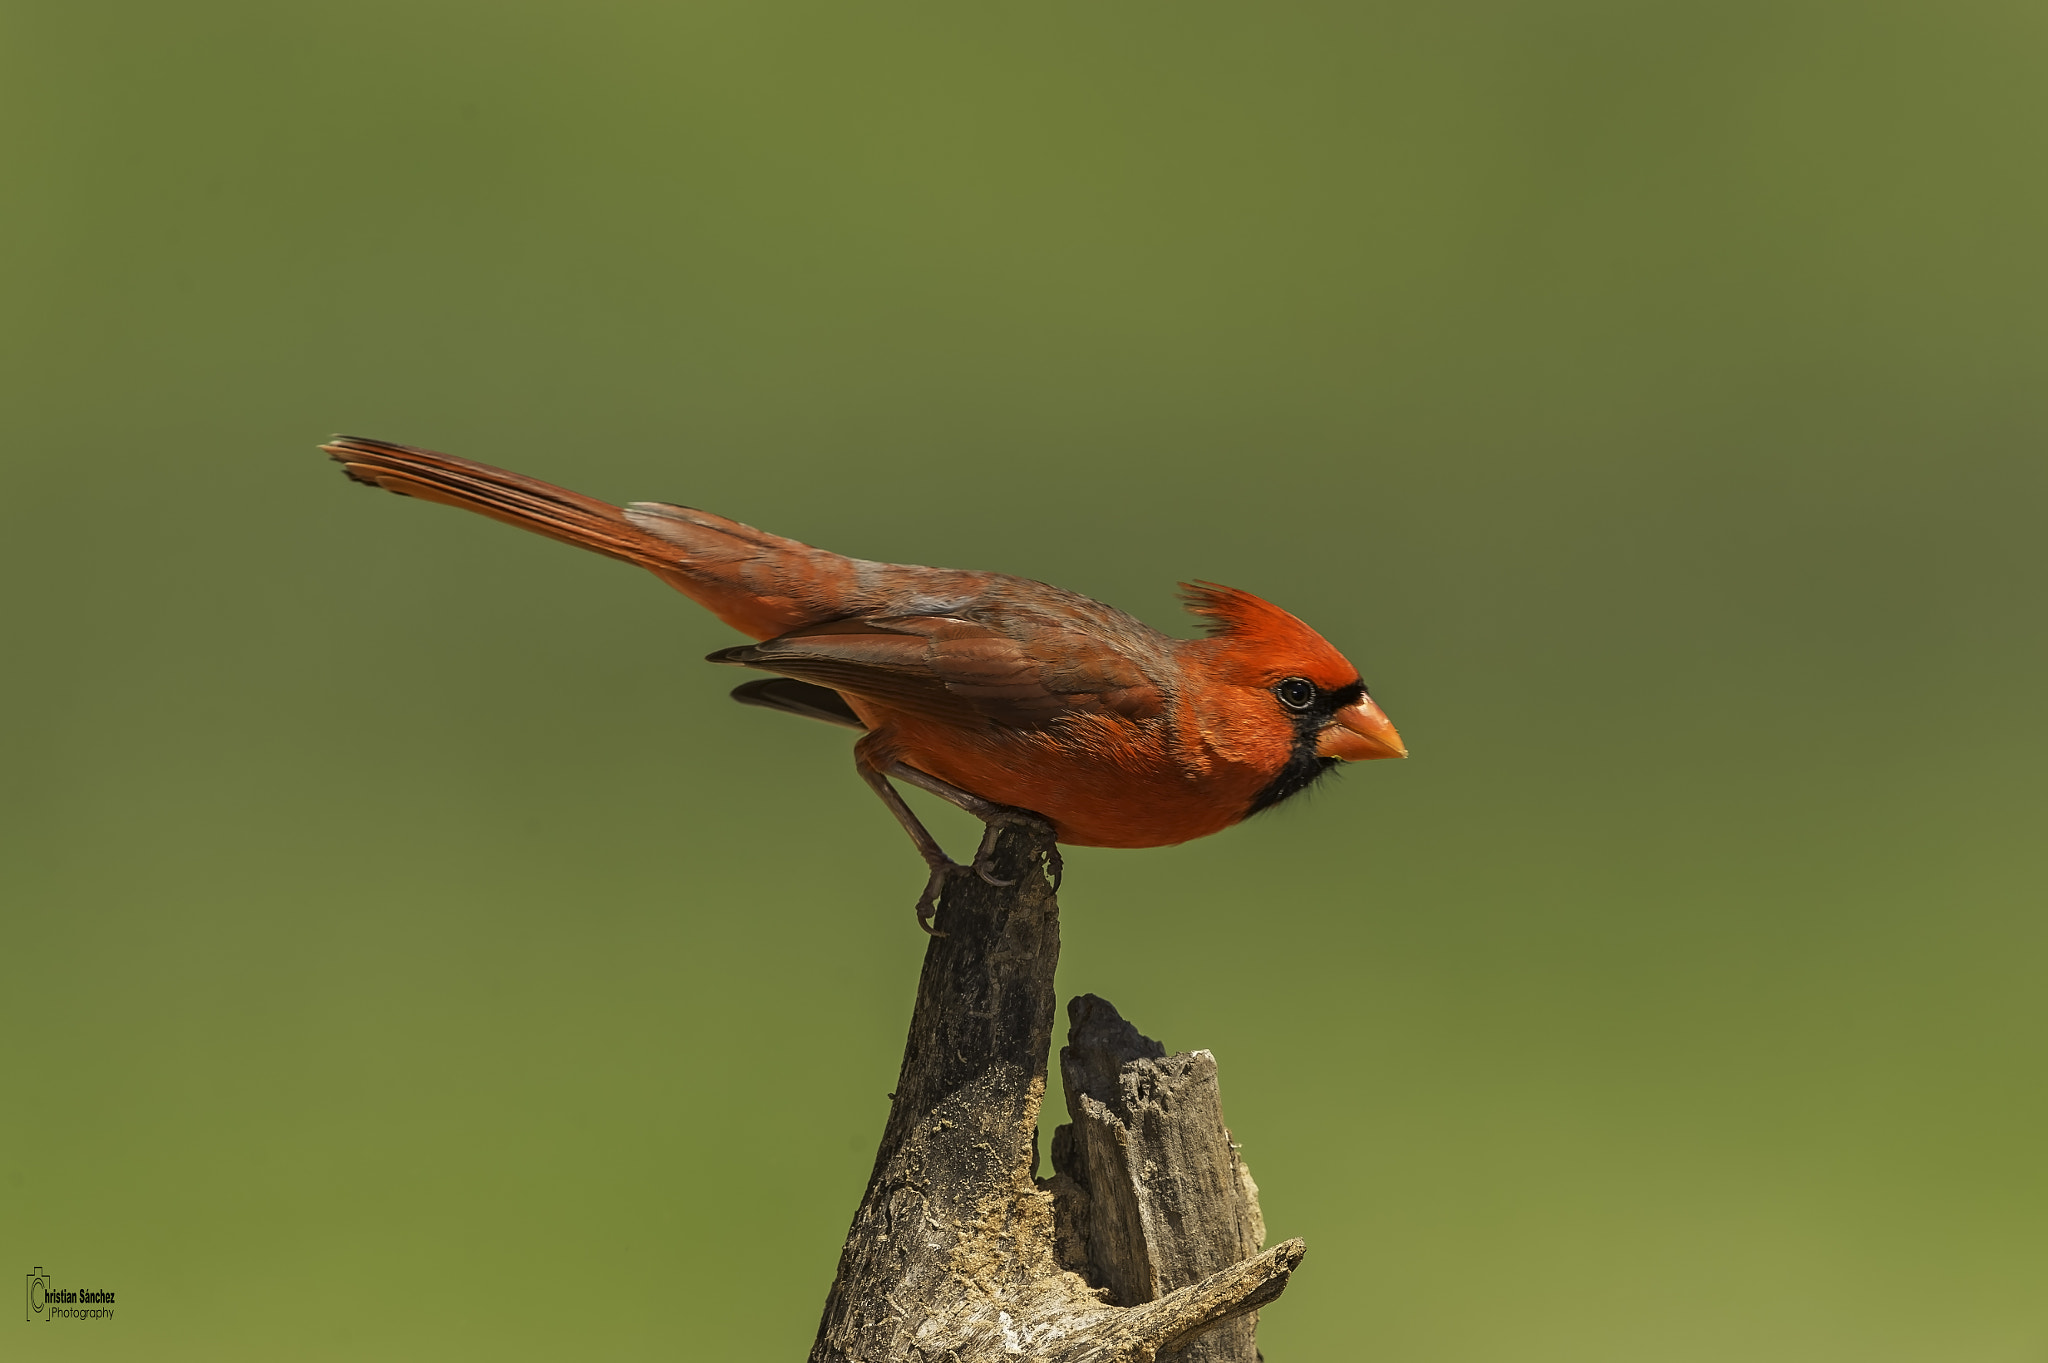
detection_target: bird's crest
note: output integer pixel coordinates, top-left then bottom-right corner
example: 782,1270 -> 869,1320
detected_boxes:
1179,581 -> 1358,687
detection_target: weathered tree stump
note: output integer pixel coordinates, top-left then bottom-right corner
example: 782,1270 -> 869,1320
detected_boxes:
811,824 -> 1304,1362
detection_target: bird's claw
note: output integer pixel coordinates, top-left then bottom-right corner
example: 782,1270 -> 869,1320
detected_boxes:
914,861 -> 956,936
971,823 -> 1017,886
912,807 -> 1060,932
974,808 -> 1058,889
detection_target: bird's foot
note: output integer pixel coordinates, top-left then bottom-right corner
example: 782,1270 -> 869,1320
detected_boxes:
911,809 -> 1060,933
971,837 -> 1015,887
971,807 -> 1061,888
913,859 -> 957,936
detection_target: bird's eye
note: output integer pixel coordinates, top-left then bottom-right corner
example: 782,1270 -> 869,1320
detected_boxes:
1275,677 -> 1316,711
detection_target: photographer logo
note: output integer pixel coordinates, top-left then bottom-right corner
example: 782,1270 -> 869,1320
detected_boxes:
25,1267 -> 114,1323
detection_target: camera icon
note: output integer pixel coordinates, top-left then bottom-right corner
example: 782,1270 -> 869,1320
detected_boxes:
25,1268 -> 50,1322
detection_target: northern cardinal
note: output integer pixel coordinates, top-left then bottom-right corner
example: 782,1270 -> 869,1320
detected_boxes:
326,437 -> 1406,929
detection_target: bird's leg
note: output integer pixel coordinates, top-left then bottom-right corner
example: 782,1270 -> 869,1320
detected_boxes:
854,757 -> 961,935
884,762 -> 1063,892
852,730 -> 1064,930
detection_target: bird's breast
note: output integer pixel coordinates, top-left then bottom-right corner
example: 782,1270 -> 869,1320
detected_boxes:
882,709 -> 1276,849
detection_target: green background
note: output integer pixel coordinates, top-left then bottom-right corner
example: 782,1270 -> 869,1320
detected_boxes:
4,2 -> 2044,1358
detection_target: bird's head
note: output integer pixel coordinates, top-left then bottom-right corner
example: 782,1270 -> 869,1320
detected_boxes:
1180,581 -> 1405,813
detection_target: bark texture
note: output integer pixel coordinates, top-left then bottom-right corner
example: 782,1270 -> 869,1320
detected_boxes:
1047,996 -> 1270,1362
811,825 -> 1302,1362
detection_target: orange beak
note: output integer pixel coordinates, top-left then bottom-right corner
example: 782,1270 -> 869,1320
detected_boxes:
1316,696 -> 1408,761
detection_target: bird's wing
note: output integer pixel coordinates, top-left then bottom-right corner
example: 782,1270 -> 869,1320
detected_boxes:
728,677 -> 866,730
706,614 -> 1167,730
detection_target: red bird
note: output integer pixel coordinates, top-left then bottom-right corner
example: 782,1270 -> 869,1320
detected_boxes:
326,437 -> 1406,929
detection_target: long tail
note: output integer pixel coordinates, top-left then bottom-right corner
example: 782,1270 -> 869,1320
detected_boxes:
323,436 -> 860,639
324,436 -> 677,570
